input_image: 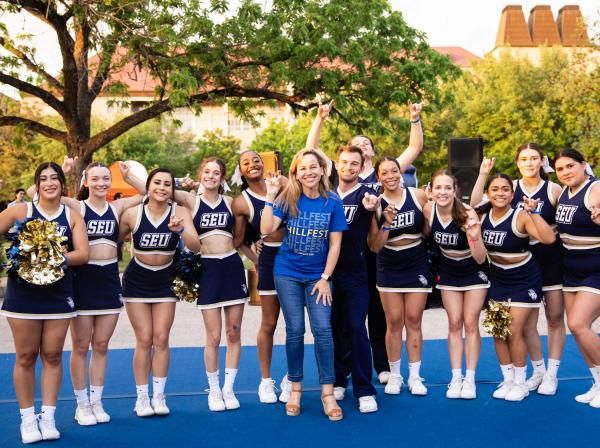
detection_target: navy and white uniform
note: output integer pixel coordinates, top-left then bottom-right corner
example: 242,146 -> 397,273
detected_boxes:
555,178 -> 600,294
376,188 -> 432,293
512,179 -> 563,291
481,208 -> 542,307
429,204 -> 489,291
192,194 -> 248,309
241,188 -> 280,296
1,202 -> 76,319
122,203 -> 180,303
73,201 -> 122,314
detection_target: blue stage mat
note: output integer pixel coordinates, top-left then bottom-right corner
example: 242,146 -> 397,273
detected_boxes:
0,336 -> 597,447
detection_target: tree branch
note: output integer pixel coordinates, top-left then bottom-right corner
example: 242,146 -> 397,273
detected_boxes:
0,36 -> 63,91
0,71 -> 69,117
88,39 -> 118,102
0,115 -> 67,142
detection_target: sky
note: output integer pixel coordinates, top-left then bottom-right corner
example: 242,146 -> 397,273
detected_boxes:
0,1 -> 598,75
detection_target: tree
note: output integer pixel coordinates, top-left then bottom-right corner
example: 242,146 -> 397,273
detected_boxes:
0,0 -> 457,190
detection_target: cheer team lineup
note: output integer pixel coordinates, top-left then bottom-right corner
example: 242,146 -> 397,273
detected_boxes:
1,101 -> 599,444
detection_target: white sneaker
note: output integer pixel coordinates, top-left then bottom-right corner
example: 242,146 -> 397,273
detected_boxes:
384,374 -> 403,395
258,379 -> 277,404
333,386 -> 346,401
537,374 -> 558,396
505,383 -> 529,401
525,371 -> 544,391
378,371 -> 391,384
151,393 -> 170,416
460,378 -> 477,400
208,389 -> 226,412
75,402 -> 98,426
446,377 -> 462,399
91,401 -> 110,423
492,381 -> 513,399
279,375 -> 292,403
222,390 -> 240,410
408,377 -> 428,396
20,417 -> 42,444
358,396 -> 378,413
590,389 -> 600,408
575,383 -> 600,404
38,417 -> 60,441
134,395 -> 155,417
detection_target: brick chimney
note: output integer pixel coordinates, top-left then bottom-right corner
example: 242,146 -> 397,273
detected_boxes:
556,5 -> 590,46
528,5 -> 561,45
496,5 -> 533,47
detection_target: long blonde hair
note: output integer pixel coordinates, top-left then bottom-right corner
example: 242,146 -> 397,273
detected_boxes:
275,149 -> 330,217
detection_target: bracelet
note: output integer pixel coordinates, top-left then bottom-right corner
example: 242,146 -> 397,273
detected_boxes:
469,238 -> 480,243
264,202 -> 274,208
176,226 -> 185,235
381,225 -> 392,231
410,117 -> 421,124
528,210 -> 542,215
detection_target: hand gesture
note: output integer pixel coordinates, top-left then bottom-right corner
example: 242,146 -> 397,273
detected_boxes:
479,157 -> 495,176
591,205 -> 600,225
179,174 -> 195,190
463,206 -> 481,238
408,100 -> 423,121
62,156 -> 78,175
265,171 -> 282,199
382,203 -> 396,226
168,215 -> 184,234
362,192 -> 381,211
522,196 -> 540,214
311,278 -> 332,306
118,161 -> 130,179
318,100 -> 334,120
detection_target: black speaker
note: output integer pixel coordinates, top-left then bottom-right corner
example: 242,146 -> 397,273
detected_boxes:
448,137 -> 484,201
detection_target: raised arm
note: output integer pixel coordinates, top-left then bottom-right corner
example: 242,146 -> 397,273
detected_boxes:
170,206 -> 201,253
260,173 -> 283,235
463,206 -> 487,264
368,204 -> 396,253
470,157 -> 495,207
306,101 -> 335,176
519,199 -> 556,244
397,101 -> 424,172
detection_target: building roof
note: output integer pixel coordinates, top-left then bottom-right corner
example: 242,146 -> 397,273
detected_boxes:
432,47 -> 481,69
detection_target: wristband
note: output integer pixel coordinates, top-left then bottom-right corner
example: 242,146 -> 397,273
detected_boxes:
264,202 -> 274,208
321,273 -> 331,281
381,225 -> 392,231
528,210 -> 542,215
410,117 -> 421,124
176,226 -> 185,235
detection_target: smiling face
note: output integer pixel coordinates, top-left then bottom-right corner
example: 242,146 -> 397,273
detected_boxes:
239,151 -> 264,180
37,167 -> 63,201
200,161 -> 224,191
295,153 -> 323,189
487,176 -> 514,209
516,148 -> 543,180
350,136 -> 375,161
85,166 -> 112,199
337,150 -> 363,183
147,172 -> 173,203
431,174 -> 456,208
555,156 -> 587,188
377,160 -> 402,192
15,190 -> 25,202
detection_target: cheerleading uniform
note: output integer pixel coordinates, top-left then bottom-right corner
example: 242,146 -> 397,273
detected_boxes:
481,208 -> 542,307
512,179 -> 563,292
122,203 -> 180,303
429,204 -> 489,291
1,202 -> 76,319
192,194 -> 248,309
73,201 -> 123,315
241,188 -> 280,296
376,188 -> 432,293
555,178 -> 600,294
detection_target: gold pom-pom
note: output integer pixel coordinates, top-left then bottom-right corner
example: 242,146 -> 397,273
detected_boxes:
17,219 -> 67,285
173,278 -> 198,303
482,300 -> 513,340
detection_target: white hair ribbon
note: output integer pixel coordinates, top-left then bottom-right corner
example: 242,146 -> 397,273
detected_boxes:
542,155 -> 555,173
231,165 -> 243,186
585,162 -> 595,176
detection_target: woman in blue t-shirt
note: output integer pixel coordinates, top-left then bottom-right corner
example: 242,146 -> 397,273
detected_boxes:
261,149 -> 347,421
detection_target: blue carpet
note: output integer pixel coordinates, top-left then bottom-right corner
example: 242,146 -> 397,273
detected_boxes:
0,336 -> 597,447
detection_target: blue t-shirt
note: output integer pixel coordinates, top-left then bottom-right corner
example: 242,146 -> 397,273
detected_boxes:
273,192 -> 348,279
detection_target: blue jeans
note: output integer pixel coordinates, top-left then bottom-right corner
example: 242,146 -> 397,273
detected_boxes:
274,275 -> 335,384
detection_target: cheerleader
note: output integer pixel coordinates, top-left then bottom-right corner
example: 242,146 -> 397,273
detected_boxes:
368,157 -> 430,396
423,170 -> 488,399
231,151 -> 289,404
476,174 -> 555,401
174,157 -> 249,411
0,162 -> 89,443
306,101 -> 424,384
553,148 -> 600,408
471,144 -> 565,395
59,160 -> 144,425
261,149 -> 347,421
119,168 -> 200,417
